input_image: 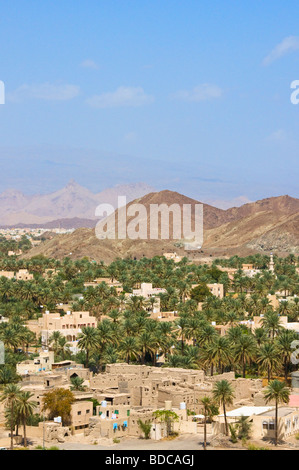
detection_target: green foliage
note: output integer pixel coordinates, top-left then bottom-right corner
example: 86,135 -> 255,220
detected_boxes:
35,445 -> 61,450
229,424 -> 238,443
153,410 -> 179,437
26,413 -> 43,427
43,388 -> 75,426
247,443 -> 270,451
70,376 -> 86,391
87,398 -> 100,414
236,415 -> 252,441
229,415 -> 252,443
137,419 -> 152,439
190,284 -> 212,302
0,252 -> 297,389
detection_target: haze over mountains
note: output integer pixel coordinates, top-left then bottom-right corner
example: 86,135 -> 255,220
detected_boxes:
23,190 -> 299,262
0,180 -> 155,227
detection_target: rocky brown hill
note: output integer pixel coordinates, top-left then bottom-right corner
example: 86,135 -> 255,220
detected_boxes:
23,191 -> 299,262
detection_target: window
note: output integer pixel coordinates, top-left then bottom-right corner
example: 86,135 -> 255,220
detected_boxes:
78,411 -> 81,415
269,422 -> 275,430
262,421 -> 268,430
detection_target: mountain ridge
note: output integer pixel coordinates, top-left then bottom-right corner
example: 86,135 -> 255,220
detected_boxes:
0,181 -> 155,226
22,190 -> 299,261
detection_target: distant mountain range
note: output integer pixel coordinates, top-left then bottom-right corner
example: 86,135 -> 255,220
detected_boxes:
23,190 -> 299,262
0,180 -> 155,227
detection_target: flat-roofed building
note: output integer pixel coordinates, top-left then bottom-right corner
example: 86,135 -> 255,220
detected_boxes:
39,311 -> 97,353
71,401 -> 93,433
207,283 -> 224,299
17,351 -> 55,376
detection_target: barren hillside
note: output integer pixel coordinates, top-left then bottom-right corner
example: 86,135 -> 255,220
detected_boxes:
23,191 -> 299,262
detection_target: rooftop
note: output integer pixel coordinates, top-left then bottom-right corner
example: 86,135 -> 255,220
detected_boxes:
219,406 -> 273,418
259,407 -> 295,418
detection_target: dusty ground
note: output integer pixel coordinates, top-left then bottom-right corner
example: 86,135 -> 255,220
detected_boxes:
25,433 -> 299,451
54,434 -> 214,451
1,427 -> 298,451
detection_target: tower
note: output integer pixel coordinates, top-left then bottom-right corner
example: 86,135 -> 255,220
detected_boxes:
269,253 -> 274,273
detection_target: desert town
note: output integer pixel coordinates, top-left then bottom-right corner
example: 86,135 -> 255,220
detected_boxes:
0,244 -> 299,450
1,0 -> 299,458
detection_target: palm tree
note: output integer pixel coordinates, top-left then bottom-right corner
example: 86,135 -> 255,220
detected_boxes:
56,336 -> 71,361
203,336 -> 231,375
233,334 -> 257,378
0,383 -> 21,449
196,324 -> 217,348
102,345 -> 119,365
264,380 -> 290,446
137,419 -> 152,439
235,415 -> 252,441
127,295 -> 146,313
119,336 -> 140,364
261,311 -> 282,340
0,326 -> 19,352
16,391 -> 37,447
175,316 -> 189,355
70,376 -> 86,391
257,342 -> 280,382
138,331 -> 156,365
0,365 -> 19,386
212,380 -> 235,436
153,409 -> 179,437
276,330 -> 298,383
49,331 -> 64,355
77,326 -> 99,368
200,396 -> 218,450
254,327 -> 268,347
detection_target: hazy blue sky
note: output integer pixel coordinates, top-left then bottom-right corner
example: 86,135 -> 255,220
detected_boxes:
0,0 -> 299,206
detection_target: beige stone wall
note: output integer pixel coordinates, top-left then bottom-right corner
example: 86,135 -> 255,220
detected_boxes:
71,401 -> 93,431
67,368 -> 92,382
26,320 -> 41,338
0,271 -> 14,279
129,409 -> 155,438
20,422 -> 70,443
157,387 -> 194,409
95,393 -> 131,406
87,416 -> 130,440
90,374 -> 119,391
207,283 -> 224,299
16,269 -> 34,281
88,365 -> 264,428
252,409 -> 299,440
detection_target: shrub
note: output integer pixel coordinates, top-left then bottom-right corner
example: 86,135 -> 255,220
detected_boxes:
247,443 -> 270,451
137,419 -> 152,439
229,424 -> 238,443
